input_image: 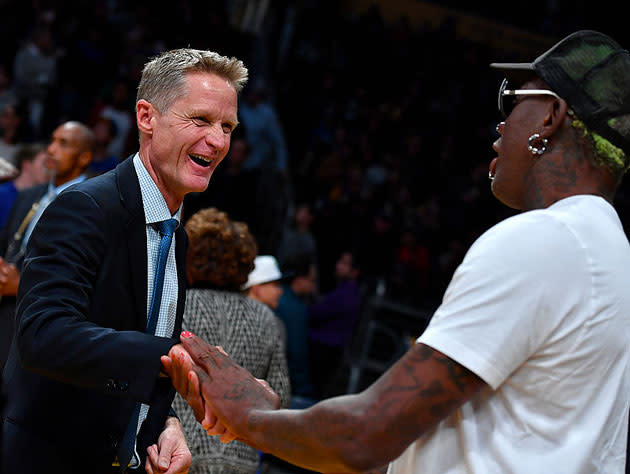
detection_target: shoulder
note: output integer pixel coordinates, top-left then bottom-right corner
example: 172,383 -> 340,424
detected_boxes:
469,206 -> 583,265
57,158 -> 139,215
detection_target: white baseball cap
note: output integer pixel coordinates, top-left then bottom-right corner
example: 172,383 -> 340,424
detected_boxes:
241,255 -> 285,290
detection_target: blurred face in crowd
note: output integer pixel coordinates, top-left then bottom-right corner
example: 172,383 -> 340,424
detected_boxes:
335,252 -> 358,282
137,71 -> 238,213
25,149 -> 52,185
293,265 -> 317,296
0,105 -> 20,137
227,138 -> 249,169
250,280 -> 283,309
46,123 -> 92,185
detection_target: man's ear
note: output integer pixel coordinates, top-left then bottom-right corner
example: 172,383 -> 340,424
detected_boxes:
540,97 -> 569,140
136,99 -> 156,136
78,150 -> 93,169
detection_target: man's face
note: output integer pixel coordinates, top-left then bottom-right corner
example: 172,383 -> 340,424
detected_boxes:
491,78 -> 552,210
335,252 -> 356,282
254,281 -> 283,309
27,150 -> 51,184
139,72 -> 238,211
46,123 -> 89,184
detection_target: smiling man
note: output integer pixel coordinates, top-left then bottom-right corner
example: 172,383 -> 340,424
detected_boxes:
1,49 -> 247,474
166,31 -> 630,474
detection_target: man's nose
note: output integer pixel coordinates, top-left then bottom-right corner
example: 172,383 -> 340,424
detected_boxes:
205,125 -> 227,150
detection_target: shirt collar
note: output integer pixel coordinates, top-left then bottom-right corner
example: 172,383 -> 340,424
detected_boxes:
133,153 -> 182,225
48,174 -> 87,196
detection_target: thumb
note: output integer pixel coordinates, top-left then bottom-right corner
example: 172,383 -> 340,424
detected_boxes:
157,439 -> 172,471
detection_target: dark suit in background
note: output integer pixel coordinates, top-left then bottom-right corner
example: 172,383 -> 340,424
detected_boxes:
1,157 -> 187,473
0,183 -> 47,373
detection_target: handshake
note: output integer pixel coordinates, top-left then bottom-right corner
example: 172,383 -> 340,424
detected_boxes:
160,331 -> 281,446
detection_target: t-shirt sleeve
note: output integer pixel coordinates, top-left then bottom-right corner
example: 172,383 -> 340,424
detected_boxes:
418,212 -> 588,389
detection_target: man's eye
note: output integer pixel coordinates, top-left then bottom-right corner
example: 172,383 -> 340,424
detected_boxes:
192,117 -> 208,125
222,124 -> 233,134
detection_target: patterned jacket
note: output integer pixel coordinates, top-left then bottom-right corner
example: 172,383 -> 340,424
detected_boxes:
173,288 -> 291,474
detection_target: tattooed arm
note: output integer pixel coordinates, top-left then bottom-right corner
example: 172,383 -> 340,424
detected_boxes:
168,333 -> 486,473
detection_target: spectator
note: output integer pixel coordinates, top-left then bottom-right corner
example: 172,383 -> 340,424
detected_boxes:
275,252 -> 318,408
87,116 -> 120,176
12,26 -> 58,138
99,79 -> 135,158
239,80 -> 289,174
242,255 -> 286,310
0,122 -> 93,378
0,102 -> 29,165
308,250 -> 362,398
0,143 -> 48,229
277,201 -> 318,269
0,65 -> 15,114
173,207 -> 290,473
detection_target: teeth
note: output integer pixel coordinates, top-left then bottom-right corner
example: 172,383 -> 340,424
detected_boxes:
190,153 -> 213,162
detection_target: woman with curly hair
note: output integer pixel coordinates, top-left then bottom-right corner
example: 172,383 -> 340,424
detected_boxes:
173,207 -> 290,474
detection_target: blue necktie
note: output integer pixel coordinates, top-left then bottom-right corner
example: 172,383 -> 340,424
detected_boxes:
117,218 -> 178,470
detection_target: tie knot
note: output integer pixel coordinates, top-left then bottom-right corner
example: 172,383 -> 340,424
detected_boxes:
155,218 -> 178,237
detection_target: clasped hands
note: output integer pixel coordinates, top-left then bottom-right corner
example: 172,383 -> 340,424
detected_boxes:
161,331 -> 281,445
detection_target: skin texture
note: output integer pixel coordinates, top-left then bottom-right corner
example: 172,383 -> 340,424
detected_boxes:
162,334 -> 485,473
136,72 -> 238,214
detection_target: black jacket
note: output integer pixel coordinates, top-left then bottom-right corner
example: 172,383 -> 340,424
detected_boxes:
1,157 -> 187,472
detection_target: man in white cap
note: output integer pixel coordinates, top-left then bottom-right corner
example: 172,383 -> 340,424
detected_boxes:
242,255 -> 285,310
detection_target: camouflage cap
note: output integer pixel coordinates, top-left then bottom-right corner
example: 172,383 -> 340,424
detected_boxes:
491,30 -> 630,155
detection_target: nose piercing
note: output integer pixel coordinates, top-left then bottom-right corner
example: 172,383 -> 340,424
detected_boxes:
495,121 -> 504,134
488,171 -> 495,182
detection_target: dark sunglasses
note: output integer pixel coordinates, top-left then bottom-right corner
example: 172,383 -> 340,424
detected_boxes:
498,78 -> 561,118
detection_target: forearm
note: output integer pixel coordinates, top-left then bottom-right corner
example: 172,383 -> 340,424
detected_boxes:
244,394 -> 386,473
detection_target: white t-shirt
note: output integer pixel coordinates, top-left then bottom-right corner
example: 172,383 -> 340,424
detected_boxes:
389,195 -> 630,474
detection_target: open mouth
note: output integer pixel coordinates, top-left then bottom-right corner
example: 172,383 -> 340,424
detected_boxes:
189,153 -> 214,168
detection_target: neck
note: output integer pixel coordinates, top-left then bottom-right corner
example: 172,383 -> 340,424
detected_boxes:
522,144 -> 616,210
13,173 -> 33,190
138,147 -> 183,215
55,171 -> 82,187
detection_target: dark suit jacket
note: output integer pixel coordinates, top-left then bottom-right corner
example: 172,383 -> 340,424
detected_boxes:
1,157 -> 187,472
0,183 -> 48,374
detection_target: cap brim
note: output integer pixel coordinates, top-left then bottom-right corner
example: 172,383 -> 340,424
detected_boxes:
490,62 -> 538,86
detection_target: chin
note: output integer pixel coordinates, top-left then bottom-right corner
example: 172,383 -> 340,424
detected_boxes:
186,175 -> 214,194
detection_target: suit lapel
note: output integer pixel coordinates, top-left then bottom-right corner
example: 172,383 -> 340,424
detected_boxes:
116,157 -> 149,330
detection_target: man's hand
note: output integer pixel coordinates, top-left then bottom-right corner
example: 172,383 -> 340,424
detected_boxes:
145,416 -> 191,474
177,332 -> 280,440
0,257 -> 19,296
161,342 -> 239,443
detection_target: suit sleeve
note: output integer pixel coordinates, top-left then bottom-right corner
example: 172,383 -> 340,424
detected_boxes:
15,188 -> 175,404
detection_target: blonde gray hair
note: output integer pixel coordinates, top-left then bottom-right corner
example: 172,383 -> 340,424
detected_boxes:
137,48 -> 248,113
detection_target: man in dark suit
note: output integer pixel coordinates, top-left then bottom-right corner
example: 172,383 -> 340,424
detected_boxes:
1,48 -> 248,473
0,121 -> 94,374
